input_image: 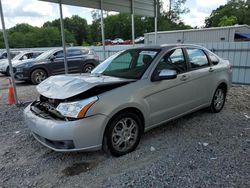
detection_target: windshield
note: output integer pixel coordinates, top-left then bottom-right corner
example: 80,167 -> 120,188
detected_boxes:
92,49 -> 160,79
35,49 -> 56,60
12,52 -> 25,60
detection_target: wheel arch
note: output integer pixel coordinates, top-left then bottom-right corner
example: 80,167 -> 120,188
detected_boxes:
102,107 -> 145,146
216,82 -> 228,94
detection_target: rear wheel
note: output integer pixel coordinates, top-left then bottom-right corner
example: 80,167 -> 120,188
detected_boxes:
31,69 -> 47,85
104,112 -> 142,157
210,87 -> 226,113
83,64 -> 95,73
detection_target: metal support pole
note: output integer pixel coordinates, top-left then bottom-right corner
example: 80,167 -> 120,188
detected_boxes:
131,0 -> 135,46
0,0 -> 18,104
154,0 -> 158,44
100,0 -> 106,59
59,2 -> 68,74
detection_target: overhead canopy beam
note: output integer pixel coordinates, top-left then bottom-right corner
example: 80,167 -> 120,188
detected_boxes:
40,0 -> 156,17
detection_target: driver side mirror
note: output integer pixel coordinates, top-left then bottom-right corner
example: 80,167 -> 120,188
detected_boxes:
211,60 -> 219,65
152,69 -> 177,82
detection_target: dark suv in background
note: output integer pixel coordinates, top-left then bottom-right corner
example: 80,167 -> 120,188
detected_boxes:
14,47 -> 99,84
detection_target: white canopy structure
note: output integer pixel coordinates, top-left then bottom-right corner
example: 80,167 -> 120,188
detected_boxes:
0,0 -> 159,104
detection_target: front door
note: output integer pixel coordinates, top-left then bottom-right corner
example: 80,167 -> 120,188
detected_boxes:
144,48 -> 199,126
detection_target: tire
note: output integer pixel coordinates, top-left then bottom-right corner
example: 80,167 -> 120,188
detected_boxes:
31,69 -> 47,85
83,64 -> 95,73
210,87 -> 226,113
6,66 -> 10,76
104,112 -> 143,157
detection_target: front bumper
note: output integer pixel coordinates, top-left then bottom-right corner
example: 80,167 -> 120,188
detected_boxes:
24,104 -> 108,152
0,66 -> 7,73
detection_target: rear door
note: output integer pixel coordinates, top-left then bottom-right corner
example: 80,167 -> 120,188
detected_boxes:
184,48 -> 214,105
67,49 -> 84,73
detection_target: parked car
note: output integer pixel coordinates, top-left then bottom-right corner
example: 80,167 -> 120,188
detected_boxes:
112,38 -> 124,45
24,44 -> 232,157
96,39 -> 113,46
122,40 -> 132,45
0,51 -> 43,76
135,36 -> 144,44
14,47 -> 99,84
0,50 -> 20,60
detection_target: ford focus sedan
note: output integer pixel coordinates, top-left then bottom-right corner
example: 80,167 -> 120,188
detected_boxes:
24,44 -> 232,157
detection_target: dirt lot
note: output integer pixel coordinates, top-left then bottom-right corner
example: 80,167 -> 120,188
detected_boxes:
0,74 -> 249,188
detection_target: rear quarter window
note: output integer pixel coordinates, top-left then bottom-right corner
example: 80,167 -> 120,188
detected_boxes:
68,49 -> 82,57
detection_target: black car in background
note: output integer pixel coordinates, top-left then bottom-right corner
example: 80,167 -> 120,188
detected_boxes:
14,47 -> 99,84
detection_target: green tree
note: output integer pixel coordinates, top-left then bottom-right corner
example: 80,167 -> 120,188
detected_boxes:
43,15 -> 89,45
205,0 -> 250,27
219,16 -> 238,26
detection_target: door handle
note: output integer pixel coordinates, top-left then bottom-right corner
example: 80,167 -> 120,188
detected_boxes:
209,67 -> 214,72
180,75 -> 189,81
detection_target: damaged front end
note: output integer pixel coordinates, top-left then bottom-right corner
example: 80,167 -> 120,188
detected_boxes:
31,96 -> 65,120
30,81 -> 133,121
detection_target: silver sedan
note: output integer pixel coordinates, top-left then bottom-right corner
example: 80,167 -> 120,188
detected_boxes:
24,44 -> 232,157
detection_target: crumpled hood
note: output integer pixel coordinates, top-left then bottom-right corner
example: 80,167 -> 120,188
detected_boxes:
37,74 -> 134,99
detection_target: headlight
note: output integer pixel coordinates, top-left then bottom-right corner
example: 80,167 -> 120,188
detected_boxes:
56,96 -> 98,119
16,67 -> 23,72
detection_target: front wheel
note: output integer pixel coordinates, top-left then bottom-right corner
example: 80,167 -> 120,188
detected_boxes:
31,69 -> 47,85
104,112 -> 142,157
210,87 -> 226,113
6,66 -> 10,76
83,64 -> 95,73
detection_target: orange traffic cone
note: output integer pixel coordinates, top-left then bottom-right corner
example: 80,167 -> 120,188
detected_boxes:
7,78 -> 16,105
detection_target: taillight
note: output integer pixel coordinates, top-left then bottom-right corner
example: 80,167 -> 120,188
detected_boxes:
95,55 -> 99,61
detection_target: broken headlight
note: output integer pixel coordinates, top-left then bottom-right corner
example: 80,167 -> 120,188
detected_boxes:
56,96 -> 98,119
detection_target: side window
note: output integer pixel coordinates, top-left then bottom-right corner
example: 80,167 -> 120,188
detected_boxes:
186,48 -> 209,69
33,52 -> 42,58
156,48 -> 187,74
106,52 -> 132,71
136,51 -> 156,67
54,51 -> 64,59
26,53 -> 33,59
67,49 -> 82,57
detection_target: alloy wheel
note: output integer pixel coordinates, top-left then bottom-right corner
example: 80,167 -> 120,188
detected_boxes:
213,88 -> 225,111
111,117 -> 139,152
35,71 -> 46,84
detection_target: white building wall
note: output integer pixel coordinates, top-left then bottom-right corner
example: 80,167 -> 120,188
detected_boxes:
145,26 -> 250,44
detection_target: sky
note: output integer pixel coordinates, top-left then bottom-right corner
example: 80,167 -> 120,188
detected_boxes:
0,0 -> 228,29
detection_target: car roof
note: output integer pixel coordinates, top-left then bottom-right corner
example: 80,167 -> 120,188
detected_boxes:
131,44 -> 206,51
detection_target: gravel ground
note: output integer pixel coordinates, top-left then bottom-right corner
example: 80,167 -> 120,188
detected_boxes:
0,74 -> 249,188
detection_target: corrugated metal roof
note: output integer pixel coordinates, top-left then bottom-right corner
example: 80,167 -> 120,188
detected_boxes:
39,0 -> 156,17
